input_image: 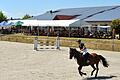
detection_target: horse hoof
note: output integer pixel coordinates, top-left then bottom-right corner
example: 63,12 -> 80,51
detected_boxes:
80,74 -> 83,76
84,73 -> 87,75
80,73 -> 83,76
91,74 -> 93,76
83,73 -> 87,75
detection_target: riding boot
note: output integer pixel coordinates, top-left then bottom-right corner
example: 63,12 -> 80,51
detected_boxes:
87,52 -> 90,63
84,53 -> 90,65
84,59 -> 90,66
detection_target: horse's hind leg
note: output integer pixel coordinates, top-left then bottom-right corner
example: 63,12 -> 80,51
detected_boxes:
91,64 -> 96,76
95,63 -> 99,77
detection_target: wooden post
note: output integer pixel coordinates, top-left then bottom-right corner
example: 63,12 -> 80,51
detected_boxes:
56,36 -> 60,50
112,29 -> 115,51
34,27 -> 38,51
34,36 -> 38,51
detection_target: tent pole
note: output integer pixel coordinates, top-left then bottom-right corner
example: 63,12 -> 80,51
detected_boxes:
47,26 -> 49,37
34,26 -> 38,51
37,26 -> 39,36
69,27 -> 71,37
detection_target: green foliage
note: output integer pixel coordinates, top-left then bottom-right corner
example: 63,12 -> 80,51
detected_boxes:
22,14 -> 31,19
0,11 -> 7,22
111,19 -> 120,34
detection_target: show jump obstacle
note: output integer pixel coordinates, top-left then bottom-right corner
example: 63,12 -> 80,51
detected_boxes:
34,36 -> 60,50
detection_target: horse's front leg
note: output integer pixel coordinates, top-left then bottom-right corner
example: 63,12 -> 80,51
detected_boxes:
78,66 -> 86,76
78,66 -> 83,76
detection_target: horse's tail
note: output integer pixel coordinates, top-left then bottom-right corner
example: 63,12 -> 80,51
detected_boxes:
99,55 -> 109,67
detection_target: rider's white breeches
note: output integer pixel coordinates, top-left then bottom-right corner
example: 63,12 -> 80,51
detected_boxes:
82,49 -> 88,56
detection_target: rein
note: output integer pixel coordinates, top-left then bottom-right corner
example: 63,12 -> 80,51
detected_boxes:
73,50 -> 82,60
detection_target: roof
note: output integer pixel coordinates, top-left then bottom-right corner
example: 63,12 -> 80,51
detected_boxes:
53,15 -> 78,20
84,7 -> 120,21
30,5 -> 120,21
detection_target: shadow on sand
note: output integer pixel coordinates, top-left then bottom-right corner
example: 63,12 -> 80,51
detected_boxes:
83,75 -> 117,80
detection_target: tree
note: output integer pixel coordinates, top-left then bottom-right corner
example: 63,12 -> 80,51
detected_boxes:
0,11 -> 7,22
111,19 -> 120,39
22,14 -> 31,19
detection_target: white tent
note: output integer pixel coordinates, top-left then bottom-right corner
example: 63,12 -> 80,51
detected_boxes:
97,26 -> 110,28
8,20 -> 39,26
69,19 -> 90,27
8,19 -> 89,27
97,26 -> 111,32
36,20 -> 79,27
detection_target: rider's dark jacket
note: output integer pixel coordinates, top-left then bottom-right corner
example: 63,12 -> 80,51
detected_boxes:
79,42 -> 86,50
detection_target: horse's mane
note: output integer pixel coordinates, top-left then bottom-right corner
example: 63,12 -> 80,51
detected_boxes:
72,48 -> 82,59
75,49 -> 82,54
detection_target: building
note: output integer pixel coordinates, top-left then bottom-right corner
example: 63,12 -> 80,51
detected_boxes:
29,6 -> 120,37
30,5 -> 120,27
6,6 -> 120,37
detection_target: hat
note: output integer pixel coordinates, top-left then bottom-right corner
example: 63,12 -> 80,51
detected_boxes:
76,39 -> 81,42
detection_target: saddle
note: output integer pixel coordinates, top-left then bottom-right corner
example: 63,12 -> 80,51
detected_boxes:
81,53 -> 90,66
87,53 -> 98,65
82,52 -> 97,66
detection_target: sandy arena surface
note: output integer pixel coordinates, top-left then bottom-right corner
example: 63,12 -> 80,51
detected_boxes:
0,41 -> 120,80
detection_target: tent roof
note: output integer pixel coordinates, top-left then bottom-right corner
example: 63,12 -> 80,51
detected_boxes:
8,19 -> 89,27
0,21 -> 14,27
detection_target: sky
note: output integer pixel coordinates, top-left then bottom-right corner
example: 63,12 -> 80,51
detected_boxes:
0,0 -> 120,18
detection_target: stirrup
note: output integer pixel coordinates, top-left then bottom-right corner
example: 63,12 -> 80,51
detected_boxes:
87,60 -> 90,64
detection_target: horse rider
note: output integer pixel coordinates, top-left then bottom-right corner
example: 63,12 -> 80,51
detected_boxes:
77,39 -> 90,64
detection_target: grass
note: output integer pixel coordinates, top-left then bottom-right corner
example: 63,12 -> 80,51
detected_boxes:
0,33 -> 120,52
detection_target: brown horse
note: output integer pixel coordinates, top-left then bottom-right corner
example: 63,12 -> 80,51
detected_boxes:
69,48 -> 109,77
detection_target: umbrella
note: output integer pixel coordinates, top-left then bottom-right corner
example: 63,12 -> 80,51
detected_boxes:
0,21 -> 14,28
8,22 -> 14,26
14,21 -> 24,33
14,21 -> 23,26
0,21 -> 8,26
